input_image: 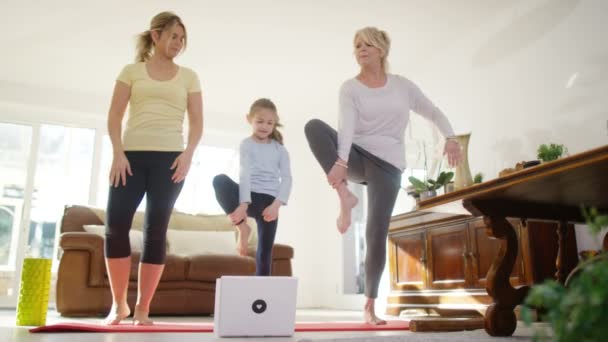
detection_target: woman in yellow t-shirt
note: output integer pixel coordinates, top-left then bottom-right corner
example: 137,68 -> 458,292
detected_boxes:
103,11 -> 203,326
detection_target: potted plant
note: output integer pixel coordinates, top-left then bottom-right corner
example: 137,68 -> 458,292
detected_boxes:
522,206 -> 608,341
408,171 -> 454,200
537,143 -> 568,162
404,185 -> 421,205
473,172 -> 484,184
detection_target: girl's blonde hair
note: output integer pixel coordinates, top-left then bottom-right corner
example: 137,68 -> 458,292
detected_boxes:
248,98 -> 284,145
136,11 -> 187,62
354,27 -> 391,72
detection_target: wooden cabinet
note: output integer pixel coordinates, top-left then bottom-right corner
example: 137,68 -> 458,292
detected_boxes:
389,230 -> 426,291
386,211 -> 577,317
466,218 -> 528,289
427,222 -> 468,290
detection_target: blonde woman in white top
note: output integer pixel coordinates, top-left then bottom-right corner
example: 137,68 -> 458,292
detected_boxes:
305,27 -> 461,324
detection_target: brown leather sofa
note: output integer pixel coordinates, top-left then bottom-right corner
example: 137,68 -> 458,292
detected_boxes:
56,205 -> 294,317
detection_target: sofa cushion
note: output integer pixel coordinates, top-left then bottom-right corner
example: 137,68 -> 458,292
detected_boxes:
167,211 -> 258,249
169,212 -> 236,231
83,224 -> 170,253
167,230 -> 237,256
126,252 -> 188,282
83,224 -> 144,252
187,255 -> 255,281
77,205 -> 259,249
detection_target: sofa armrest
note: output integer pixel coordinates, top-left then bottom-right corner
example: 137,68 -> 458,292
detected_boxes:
60,232 -> 103,250
246,243 -> 294,276
59,232 -> 106,287
271,244 -> 293,276
60,205 -> 104,233
272,244 -> 293,259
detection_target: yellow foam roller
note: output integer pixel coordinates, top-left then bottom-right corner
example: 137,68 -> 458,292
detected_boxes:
15,258 -> 52,326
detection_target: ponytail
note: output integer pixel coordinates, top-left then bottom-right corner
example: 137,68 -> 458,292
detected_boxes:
135,30 -> 154,62
271,125 -> 284,145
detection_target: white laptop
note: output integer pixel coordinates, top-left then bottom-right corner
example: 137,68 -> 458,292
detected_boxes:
213,276 -> 298,337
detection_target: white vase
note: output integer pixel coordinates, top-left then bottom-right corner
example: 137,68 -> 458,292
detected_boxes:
420,190 -> 437,200
451,133 -> 473,190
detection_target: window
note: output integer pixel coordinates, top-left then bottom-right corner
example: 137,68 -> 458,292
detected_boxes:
0,123 -> 32,273
28,125 -> 95,259
96,138 -> 238,215
0,122 -> 95,303
174,145 -> 238,214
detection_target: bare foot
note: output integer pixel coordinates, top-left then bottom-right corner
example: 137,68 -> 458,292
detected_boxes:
235,222 -> 251,256
364,299 -> 387,325
132,304 -> 153,326
364,311 -> 387,325
337,186 -> 358,234
104,304 -> 130,325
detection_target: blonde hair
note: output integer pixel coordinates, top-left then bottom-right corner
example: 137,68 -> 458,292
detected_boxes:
354,27 -> 391,72
136,11 -> 188,62
247,98 -> 284,145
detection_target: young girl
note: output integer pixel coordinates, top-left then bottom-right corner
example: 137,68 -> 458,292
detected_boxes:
213,98 -> 292,276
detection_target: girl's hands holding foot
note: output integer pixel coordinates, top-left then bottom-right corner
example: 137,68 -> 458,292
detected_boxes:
262,200 -> 281,222
229,203 -> 248,225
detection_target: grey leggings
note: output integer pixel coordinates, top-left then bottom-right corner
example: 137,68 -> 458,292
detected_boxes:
304,119 -> 401,299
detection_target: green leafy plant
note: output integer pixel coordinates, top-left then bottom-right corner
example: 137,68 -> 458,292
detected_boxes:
537,143 -> 567,162
473,172 -> 483,184
408,171 -> 454,194
522,207 -> 608,341
582,206 -> 608,235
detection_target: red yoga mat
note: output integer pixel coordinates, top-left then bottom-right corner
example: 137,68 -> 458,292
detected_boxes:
30,320 -> 409,333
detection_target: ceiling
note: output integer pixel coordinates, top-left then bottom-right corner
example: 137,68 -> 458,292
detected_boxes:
2,0 -> 521,124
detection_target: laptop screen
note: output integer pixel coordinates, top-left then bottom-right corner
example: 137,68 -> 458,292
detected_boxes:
214,276 -> 298,337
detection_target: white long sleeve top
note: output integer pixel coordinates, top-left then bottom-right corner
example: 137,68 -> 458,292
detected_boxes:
338,74 -> 455,171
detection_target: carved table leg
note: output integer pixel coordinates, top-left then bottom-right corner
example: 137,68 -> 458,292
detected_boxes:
555,220 -> 568,283
483,216 -> 529,336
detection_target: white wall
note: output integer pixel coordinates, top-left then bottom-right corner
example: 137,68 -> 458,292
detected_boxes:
412,0 -> 607,179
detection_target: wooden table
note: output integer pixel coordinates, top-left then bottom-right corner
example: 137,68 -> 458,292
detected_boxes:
416,144 -> 608,336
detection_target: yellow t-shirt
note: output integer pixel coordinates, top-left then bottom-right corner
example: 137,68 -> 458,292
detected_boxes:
117,62 -> 201,152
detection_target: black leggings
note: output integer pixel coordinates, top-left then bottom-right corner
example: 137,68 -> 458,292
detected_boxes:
212,174 -> 278,276
105,151 -> 183,264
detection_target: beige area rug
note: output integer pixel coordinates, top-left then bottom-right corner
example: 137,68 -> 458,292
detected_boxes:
298,322 -> 545,342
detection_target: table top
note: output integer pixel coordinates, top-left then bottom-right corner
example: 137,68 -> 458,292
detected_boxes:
416,144 -> 608,218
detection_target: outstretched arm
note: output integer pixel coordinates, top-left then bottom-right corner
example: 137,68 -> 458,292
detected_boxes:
410,82 -> 462,167
409,82 -> 454,138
